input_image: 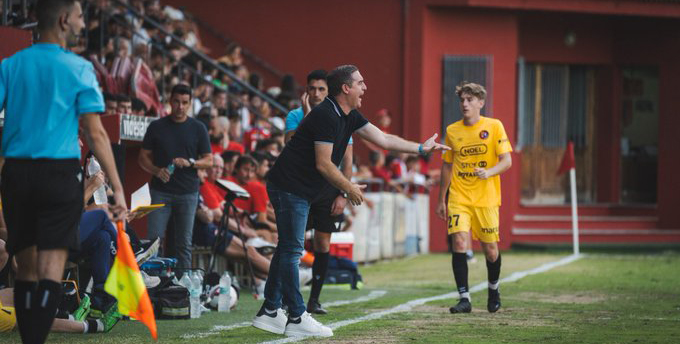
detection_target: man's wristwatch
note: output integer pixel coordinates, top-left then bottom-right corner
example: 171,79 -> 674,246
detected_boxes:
189,158 -> 196,168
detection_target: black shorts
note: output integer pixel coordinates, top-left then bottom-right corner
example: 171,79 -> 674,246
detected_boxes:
306,195 -> 344,233
1,159 -> 84,255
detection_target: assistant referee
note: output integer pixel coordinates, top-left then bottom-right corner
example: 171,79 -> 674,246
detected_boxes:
0,1 -> 126,343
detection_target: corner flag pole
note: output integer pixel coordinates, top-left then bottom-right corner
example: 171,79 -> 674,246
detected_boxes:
569,167 -> 580,255
558,141 -> 579,255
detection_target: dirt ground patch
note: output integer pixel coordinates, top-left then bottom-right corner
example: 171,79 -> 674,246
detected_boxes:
411,304 -> 562,328
511,292 -> 609,304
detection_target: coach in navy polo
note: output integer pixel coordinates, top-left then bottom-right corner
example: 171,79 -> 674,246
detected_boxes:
252,65 -> 449,337
0,1 -> 126,343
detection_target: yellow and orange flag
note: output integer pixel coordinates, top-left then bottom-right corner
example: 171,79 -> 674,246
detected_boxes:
105,221 -> 158,340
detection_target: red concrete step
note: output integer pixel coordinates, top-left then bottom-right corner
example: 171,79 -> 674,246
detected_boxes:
518,205 -> 656,217
513,214 -> 658,229
511,214 -> 680,243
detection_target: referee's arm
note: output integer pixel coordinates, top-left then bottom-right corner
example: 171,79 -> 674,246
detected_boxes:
81,113 -> 128,218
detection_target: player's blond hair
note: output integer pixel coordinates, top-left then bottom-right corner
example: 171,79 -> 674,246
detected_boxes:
455,82 -> 487,100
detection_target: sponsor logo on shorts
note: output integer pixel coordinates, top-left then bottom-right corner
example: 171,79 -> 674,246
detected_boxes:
480,227 -> 498,234
480,130 -> 489,139
460,144 -> 487,157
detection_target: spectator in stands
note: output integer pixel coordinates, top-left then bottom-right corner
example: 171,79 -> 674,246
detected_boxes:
254,138 -> 281,158
227,156 -> 278,241
369,151 -> 403,192
244,116 -> 271,152
131,97 -> 148,116
192,81 -> 214,116
251,152 -> 273,185
117,94 -> 133,114
138,84 -> 212,276
221,150 -> 241,179
104,92 -> 118,115
213,89 -> 229,112
0,1 -> 127,342
218,42 -> 243,67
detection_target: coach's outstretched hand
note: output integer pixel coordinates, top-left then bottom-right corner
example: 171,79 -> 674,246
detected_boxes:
422,133 -> 451,153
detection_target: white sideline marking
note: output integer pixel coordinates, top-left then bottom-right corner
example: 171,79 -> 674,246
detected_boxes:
181,290 -> 387,339
261,254 -> 583,344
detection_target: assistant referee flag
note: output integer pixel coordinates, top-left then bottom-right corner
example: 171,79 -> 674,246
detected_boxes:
105,221 -> 158,340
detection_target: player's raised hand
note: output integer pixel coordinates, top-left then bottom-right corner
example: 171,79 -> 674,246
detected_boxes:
422,133 -> 451,153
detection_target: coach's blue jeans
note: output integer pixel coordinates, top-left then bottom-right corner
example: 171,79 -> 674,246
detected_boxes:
263,182 -> 310,318
147,189 -> 198,275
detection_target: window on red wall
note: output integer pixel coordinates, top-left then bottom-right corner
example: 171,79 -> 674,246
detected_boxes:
441,55 -> 493,134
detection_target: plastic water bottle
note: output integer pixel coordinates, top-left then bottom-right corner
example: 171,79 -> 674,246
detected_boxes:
190,271 -> 201,319
218,271 -> 231,312
86,157 -> 108,205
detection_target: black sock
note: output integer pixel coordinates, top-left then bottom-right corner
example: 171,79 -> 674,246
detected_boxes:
31,279 -> 63,344
452,252 -> 469,297
86,319 -> 100,333
309,251 -> 330,302
486,253 -> 502,288
13,280 -> 37,344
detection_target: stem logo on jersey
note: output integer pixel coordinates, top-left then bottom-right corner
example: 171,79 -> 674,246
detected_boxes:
480,130 -> 489,139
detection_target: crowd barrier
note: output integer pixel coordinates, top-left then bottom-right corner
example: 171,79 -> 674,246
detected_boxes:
350,178 -> 430,263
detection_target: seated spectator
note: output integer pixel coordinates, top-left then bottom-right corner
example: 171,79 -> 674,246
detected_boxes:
103,92 -> 118,115
117,94 -> 133,114
226,156 -> 278,242
218,42 -> 243,67
131,97 -> 148,116
221,150 -> 241,179
369,151 -> 403,192
243,116 -> 271,152
253,138 -> 280,158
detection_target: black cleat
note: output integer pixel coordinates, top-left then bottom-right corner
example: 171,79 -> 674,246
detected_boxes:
449,298 -> 472,314
307,299 -> 328,315
487,288 -> 501,313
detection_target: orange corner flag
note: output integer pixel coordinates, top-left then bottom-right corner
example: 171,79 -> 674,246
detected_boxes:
557,141 -> 575,176
105,221 -> 158,340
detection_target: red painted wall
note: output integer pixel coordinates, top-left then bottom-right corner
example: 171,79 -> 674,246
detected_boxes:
0,27 -> 31,59
164,0 -> 406,142
420,8 -> 520,251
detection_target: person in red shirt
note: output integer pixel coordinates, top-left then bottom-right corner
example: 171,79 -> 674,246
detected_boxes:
243,116 -> 271,152
227,156 -> 277,243
368,151 -> 403,192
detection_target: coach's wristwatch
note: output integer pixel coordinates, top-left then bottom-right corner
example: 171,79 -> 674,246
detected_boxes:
189,158 -> 196,168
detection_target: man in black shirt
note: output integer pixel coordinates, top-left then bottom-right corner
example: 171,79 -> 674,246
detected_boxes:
252,65 -> 449,337
138,84 -> 212,275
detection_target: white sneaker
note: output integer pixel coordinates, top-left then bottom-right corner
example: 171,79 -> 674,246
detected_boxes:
284,311 -> 333,337
252,306 -> 287,334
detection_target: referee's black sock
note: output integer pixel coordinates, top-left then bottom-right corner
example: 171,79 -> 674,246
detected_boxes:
486,253 -> 502,290
452,252 -> 470,300
309,251 -> 330,303
32,279 -> 63,344
13,280 -> 37,344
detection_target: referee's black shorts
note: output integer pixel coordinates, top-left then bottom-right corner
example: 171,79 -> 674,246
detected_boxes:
306,194 -> 344,233
1,159 -> 83,255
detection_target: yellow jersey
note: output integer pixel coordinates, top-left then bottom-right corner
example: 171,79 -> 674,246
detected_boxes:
442,116 -> 512,207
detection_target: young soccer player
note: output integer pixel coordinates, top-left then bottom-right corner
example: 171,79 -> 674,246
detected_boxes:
436,82 -> 512,313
